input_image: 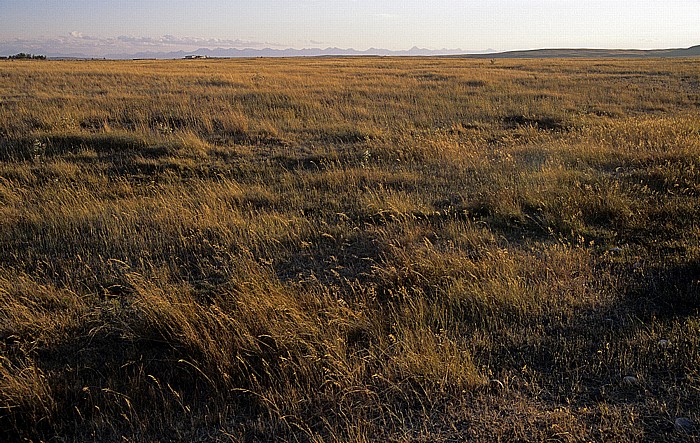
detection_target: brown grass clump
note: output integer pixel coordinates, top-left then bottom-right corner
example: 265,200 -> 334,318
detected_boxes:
0,57 -> 699,441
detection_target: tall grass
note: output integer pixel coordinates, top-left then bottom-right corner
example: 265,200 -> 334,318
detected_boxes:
0,57 -> 699,441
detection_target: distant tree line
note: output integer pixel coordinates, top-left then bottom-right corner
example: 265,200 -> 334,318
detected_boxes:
0,53 -> 47,60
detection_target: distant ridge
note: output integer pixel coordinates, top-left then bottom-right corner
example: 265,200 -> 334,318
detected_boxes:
50,46 -> 473,60
456,45 -> 700,59
39,45 -> 700,60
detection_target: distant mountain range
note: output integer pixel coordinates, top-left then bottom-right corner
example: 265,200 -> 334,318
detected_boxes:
37,44 -> 700,60
48,46 -> 481,60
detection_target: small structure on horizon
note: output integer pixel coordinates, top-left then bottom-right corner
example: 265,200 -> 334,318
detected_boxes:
184,55 -> 208,59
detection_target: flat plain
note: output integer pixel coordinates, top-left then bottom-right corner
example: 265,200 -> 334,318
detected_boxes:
1,57 -> 699,442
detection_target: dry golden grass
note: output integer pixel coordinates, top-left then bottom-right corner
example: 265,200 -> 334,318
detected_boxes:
0,57 -> 699,442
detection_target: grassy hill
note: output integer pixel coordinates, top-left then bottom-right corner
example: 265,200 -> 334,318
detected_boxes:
460,45 -> 700,59
0,57 -> 699,442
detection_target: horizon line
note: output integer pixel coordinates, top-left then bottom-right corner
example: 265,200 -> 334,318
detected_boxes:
3,44 -> 697,60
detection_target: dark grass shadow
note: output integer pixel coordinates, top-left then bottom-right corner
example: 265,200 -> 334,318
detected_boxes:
314,126 -> 376,144
618,259 -> 700,321
272,228 -> 383,289
502,114 -> 571,132
0,134 -> 147,161
481,257 -> 699,401
1,318 -> 266,442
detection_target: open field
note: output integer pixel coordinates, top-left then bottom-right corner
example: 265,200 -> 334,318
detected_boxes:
0,57 -> 699,442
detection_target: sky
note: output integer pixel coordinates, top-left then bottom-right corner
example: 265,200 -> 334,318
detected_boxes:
0,0 -> 698,56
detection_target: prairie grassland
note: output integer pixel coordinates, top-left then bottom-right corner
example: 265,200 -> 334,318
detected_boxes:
0,57 -> 699,442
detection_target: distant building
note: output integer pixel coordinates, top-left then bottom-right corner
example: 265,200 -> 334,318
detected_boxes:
184,55 -> 208,59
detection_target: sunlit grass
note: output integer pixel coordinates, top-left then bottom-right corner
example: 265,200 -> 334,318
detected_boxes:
0,57 -> 699,442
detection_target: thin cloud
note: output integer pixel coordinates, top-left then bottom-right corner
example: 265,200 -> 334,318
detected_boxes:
115,34 -> 285,47
0,33 -> 287,57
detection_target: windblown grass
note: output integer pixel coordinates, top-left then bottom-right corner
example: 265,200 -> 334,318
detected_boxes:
1,57 -> 699,442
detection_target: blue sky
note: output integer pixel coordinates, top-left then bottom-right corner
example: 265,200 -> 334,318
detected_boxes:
0,1 -> 698,56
